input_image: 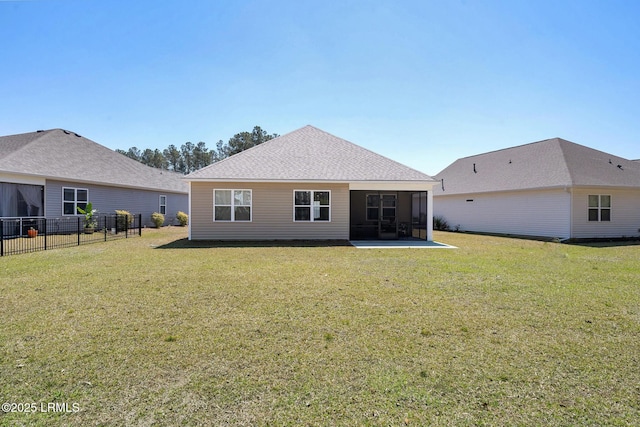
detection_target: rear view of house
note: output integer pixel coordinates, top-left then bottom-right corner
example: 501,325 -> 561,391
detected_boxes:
185,125 -> 437,241
434,138 -> 640,240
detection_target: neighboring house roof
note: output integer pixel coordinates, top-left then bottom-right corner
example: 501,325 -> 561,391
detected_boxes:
185,125 -> 435,183
0,129 -> 187,193
434,137 -> 640,195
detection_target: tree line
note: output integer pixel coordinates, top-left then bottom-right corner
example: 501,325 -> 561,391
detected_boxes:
115,126 -> 279,174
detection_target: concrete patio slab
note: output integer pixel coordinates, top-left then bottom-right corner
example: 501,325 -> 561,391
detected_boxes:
349,240 -> 457,249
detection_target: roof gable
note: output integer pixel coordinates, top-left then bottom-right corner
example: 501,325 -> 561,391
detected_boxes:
435,138 -> 640,195
186,125 -> 434,182
0,129 -> 187,193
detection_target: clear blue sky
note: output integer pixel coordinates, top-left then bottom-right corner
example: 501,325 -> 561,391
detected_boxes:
1,0 -> 639,174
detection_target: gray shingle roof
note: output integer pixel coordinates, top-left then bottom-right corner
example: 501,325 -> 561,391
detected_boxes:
185,125 -> 435,182
434,137 -> 640,195
0,129 -> 187,193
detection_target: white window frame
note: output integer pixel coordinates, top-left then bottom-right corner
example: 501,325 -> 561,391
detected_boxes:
159,195 -> 167,215
213,189 -> 252,222
62,187 -> 88,216
588,194 -> 611,222
293,190 -> 331,222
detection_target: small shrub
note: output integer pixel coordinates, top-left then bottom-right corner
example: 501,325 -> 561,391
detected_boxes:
151,212 -> 165,228
115,210 -> 133,231
433,215 -> 450,231
176,211 -> 188,226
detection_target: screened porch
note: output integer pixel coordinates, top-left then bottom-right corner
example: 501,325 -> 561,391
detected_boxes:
349,190 -> 429,240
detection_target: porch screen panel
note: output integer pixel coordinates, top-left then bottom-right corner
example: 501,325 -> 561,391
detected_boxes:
412,192 -> 428,239
0,183 -> 44,217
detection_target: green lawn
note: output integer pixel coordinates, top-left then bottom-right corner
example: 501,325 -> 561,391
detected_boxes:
1,228 -> 639,426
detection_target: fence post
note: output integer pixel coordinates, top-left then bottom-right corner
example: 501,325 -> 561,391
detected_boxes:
1,219 -> 4,257
43,217 -> 47,251
104,216 -> 107,241
125,215 -> 128,238
138,214 -> 142,236
78,216 -> 81,246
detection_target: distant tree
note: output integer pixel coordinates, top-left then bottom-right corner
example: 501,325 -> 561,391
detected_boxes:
140,148 -> 154,166
127,147 -> 142,161
181,142 -> 195,174
151,149 -> 168,169
223,126 -> 278,158
193,141 -> 212,171
113,126 -> 277,174
214,139 -> 226,161
163,144 -> 181,172
115,147 -> 142,162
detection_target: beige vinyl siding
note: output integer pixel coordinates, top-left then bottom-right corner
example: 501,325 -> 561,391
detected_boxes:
571,188 -> 640,238
434,188 -> 571,239
190,182 -> 349,240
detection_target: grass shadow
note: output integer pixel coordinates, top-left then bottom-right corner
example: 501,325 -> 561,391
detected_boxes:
155,238 -> 353,249
564,238 -> 640,248
445,230 -> 640,248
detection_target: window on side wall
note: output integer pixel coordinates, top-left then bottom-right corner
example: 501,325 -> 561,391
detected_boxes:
62,187 -> 88,215
213,189 -> 252,221
294,190 -> 330,222
588,195 -> 611,222
159,195 -> 167,215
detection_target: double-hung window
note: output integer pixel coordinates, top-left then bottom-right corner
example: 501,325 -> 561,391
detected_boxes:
159,195 -> 167,215
366,194 -> 379,221
294,190 -> 330,222
63,187 -> 88,215
214,189 -> 252,221
588,195 -> 611,222
366,194 -> 396,221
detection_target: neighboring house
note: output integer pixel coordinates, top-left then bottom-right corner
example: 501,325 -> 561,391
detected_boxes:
185,125 -> 437,241
0,129 -> 188,228
434,137 -> 640,240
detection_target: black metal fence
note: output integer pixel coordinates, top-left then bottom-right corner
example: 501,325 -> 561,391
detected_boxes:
0,214 -> 142,256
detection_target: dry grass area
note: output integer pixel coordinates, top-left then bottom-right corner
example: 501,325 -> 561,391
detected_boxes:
1,227 -> 639,426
